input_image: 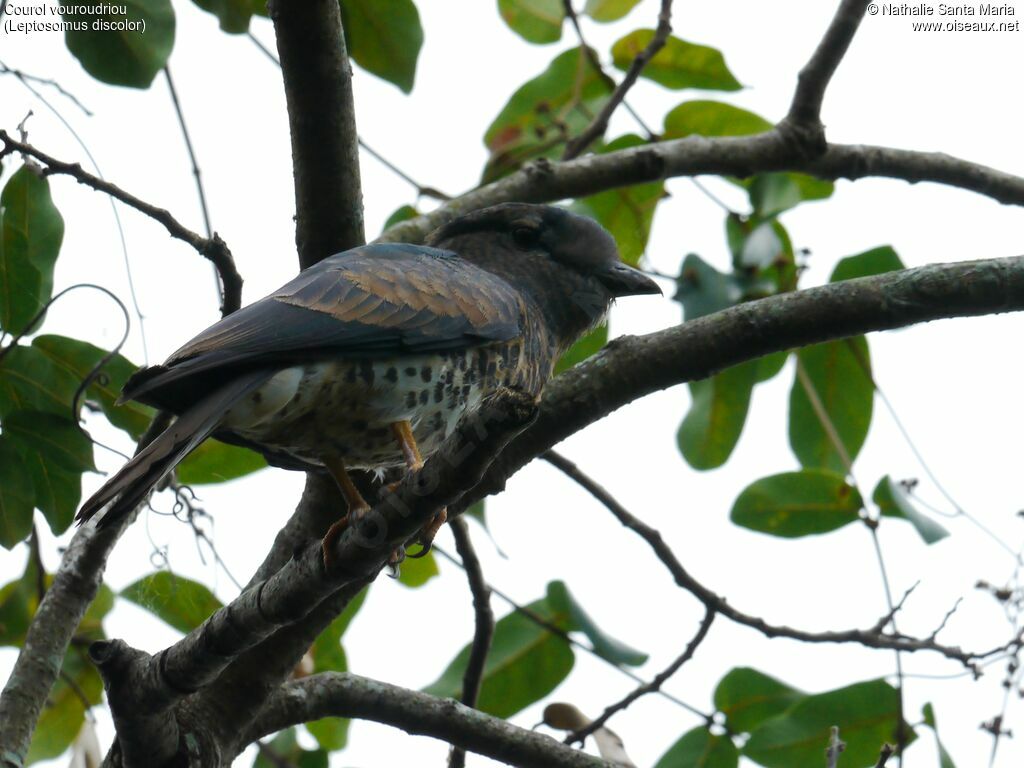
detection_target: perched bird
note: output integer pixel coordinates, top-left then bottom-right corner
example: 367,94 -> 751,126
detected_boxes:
76,203 -> 661,562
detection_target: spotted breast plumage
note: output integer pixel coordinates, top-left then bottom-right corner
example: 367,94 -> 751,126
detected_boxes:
76,203 -> 661,561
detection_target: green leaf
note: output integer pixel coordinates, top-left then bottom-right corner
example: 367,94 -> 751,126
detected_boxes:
26,649 -> 104,765
873,476 -> 950,544
678,361 -> 758,470
743,680 -> 915,768
555,324 -> 607,375
612,31 -> 740,91
484,47 -> 613,182
546,581 -> 647,666
253,729 -> 329,768
584,0 -> 642,22
922,703 -> 957,768
714,667 -> 805,734
191,0 -> 256,33
830,246 -> 905,283
60,0 -> 176,88
663,100 -> 770,139
731,469 -> 863,538
498,0 -> 563,44
724,215 -> 797,293
654,726 -> 739,768
575,134 -> 665,265
745,173 -> 834,217
397,549 -> 439,587
176,438 -> 268,485
382,204 -> 420,230
0,438 -> 35,549
674,254 -> 745,321
755,351 -> 789,383
340,0 -> 424,93
789,337 -> 874,473
0,345 -> 81,419
424,594 -> 574,717
4,410 -> 96,475
0,165 -> 65,334
32,335 -> 154,439
15,444 -> 82,537
121,571 -> 222,633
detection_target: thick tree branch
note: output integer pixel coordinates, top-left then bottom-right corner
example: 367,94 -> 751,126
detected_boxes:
563,0 -> 673,160
0,130 -> 243,316
247,672 -> 611,768
449,518 -> 495,768
89,391 -> 538,766
269,0 -> 365,267
784,0 -> 871,134
541,452 -> 1018,669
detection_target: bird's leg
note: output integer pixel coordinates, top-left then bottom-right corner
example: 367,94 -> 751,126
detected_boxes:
321,456 -> 371,569
390,420 -> 447,558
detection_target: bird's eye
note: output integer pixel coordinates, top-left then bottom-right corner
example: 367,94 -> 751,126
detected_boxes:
511,226 -> 540,250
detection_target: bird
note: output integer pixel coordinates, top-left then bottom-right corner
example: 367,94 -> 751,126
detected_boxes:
76,203 -> 661,564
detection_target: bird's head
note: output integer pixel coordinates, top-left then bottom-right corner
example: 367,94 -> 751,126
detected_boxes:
426,203 -> 661,351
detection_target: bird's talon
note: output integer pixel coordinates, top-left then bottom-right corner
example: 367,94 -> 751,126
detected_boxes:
387,546 -> 406,578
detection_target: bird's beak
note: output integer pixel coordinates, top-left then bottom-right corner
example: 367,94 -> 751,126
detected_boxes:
597,263 -> 663,297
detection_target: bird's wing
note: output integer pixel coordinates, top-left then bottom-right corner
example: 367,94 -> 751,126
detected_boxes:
123,244 -> 524,408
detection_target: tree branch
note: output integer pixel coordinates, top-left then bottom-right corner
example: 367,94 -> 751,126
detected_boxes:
563,0 -> 673,160
269,0 -> 365,268
449,518 -> 495,768
248,672 -> 611,768
567,608 -> 715,745
540,451 -> 1018,670
0,130 -> 243,316
784,0 -> 871,135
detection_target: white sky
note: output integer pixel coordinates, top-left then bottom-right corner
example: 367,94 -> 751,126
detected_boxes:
3,0 -> 1024,766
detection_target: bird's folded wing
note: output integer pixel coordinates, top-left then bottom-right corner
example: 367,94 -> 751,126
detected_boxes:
123,244 -> 524,407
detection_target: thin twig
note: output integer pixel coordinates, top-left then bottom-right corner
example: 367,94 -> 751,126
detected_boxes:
563,0 -> 672,160
359,138 -> 451,201
0,130 -> 243,316
0,60 -> 93,116
566,609 -> 715,745
826,726 -> 845,768
875,743 -> 895,768
448,518 -> 494,768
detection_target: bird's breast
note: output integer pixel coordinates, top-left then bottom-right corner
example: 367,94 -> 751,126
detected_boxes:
220,343 -> 535,469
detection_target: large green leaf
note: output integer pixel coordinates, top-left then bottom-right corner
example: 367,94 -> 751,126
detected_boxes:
830,246 -> 905,283
60,0 -> 176,88
121,571 -> 222,633
743,680 -> 914,768
424,594 -> 574,717
654,726 -> 739,768
612,31 -> 740,91
498,0 -> 563,43
306,589 -> 367,751
340,0 -> 423,93
484,47 -> 613,181
675,254 -> 744,321
575,134 -> 665,265
547,581 -> 647,666
584,0 -> 642,22
555,324 -> 607,375
191,0 -> 256,33
396,549 -> 439,588
788,337 -> 874,473
663,100 -> 771,139
678,361 -> 758,471
176,438 -> 268,485
713,667 -> 805,734
253,728 -> 328,768
0,165 -> 65,334
26,649 -> 104,765
746,173 -> 834,218
32,334 -> 154,439
731,469 -> 863,538
0,438 -> 35,549
0,345 -> 81,419
873,476 -> 950,544
3,410 -> 96,474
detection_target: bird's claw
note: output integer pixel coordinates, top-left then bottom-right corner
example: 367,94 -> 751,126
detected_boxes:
406,507 -> 447,559
321,504 -> 370,570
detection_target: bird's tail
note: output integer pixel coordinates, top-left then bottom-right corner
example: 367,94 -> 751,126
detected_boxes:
77,370 -> 271,528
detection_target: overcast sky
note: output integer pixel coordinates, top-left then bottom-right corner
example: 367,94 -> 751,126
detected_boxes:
3,1 -> 1024,766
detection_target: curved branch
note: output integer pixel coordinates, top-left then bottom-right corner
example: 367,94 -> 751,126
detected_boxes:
247,672 -> 610,768
0,130 -> 243,316
378,131 -> 1024,245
